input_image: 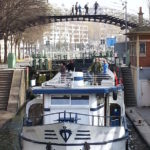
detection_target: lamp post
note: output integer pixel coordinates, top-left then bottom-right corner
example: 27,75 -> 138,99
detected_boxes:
0,44 -> 1,63
48,40 -> 50,59
49,41 -> 50,59
125,1 -> 128,53
122,0 -> 128,64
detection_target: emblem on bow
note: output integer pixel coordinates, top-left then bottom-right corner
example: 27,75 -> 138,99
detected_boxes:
59,126 -> 72,142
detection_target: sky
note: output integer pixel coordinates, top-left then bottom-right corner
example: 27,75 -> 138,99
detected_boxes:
49,0 -> 149,18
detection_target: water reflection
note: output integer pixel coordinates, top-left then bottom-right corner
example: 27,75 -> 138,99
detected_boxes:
127,118 -> 149,150
0,109 -> 24,150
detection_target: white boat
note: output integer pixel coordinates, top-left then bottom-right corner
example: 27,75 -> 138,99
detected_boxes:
20,70 -> 128,150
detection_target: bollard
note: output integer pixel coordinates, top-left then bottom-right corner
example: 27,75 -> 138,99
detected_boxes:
32,58 -> 36,70
39,58 -> 42,70
44,58 -> 48,70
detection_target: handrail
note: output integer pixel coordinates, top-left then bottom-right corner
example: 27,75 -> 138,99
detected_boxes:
23,111 -> 125,127
18,70 -> 23,110
56,5 -> 148,25
43,71 -> 114,87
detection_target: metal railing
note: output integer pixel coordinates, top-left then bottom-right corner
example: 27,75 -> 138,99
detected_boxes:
44,71 -> 113,87
54,6 -> 149,26
23,111 -> 125,127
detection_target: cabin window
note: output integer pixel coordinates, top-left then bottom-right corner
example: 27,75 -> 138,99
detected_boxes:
140,42 -> 146,56
71,95 -> 89,105
96,94 -> 104,106
51,95 -> 70,105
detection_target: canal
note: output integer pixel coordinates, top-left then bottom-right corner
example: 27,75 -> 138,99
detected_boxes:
0,109 -> 24,150
0,108 -> 149,150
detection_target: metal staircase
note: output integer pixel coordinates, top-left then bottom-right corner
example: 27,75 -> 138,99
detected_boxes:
121,67 -> 137,107
0,70 -> 13,110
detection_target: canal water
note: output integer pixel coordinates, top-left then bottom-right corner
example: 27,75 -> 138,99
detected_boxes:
127,118 -> 149,150
0,109 -> 24,150
0,108 -> 149,150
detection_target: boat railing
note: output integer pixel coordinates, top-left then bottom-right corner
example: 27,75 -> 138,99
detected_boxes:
44,71 -> 114,87
23,111 -> 125,127
83,72 -> 113,85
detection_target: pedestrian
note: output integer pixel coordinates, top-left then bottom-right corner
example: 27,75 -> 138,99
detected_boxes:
75,2 -> 78,15
128,62 -> 131,68
66,60 -> 75,72
60,62 -> 66,74
71,5 -> 74,15
88,58 -> 102,85
78,4 -> 82,15
113,71 -> 119,85
102,59 -> 108,74
94,1 -> 99,15
84,3 -> 89,15
60,62 -> 66,82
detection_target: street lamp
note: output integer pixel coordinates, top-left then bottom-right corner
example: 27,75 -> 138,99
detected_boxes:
46,40 -> 50,59
122,1 -> 128,33
48,40 -> 50,58
122,0 -> 128,64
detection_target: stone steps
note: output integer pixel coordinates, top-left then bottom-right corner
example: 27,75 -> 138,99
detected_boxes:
121,67 -> 137,107
0,70 -> 13,111
0,83 -> 12,86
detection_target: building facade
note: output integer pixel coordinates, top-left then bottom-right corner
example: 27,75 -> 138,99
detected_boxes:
127,7 -> 150,106
42,22 -> 88,60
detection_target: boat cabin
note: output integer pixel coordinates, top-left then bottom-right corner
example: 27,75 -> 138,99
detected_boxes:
25,71 -> 124,128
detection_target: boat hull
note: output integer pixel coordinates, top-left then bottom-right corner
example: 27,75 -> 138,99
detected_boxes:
21,122 -> 128,150
22,141 -> 126,150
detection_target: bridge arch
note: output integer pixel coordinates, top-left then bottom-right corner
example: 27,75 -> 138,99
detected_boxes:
26,7 -> 146,30
32,14 -> 137,29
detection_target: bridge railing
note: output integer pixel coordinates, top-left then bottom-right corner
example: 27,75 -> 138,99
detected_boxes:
53,6 -> 149,25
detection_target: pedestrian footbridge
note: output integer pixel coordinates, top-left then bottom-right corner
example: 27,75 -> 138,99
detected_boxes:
0,6 -> 148,39
27,7 -> 148,30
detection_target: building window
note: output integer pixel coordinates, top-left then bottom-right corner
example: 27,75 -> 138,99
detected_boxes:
100,39 -> 105,45
140,42 -> 146,56
130,42 -> 136,56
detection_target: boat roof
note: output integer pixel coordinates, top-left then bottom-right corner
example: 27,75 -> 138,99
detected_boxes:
32,85 -> 123,95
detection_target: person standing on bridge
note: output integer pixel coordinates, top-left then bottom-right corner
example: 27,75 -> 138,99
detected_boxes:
75,2 -> 78,15
71,5 -> 74,15
84,3 -> 89,15
94,1 -> 99,15
78,4 -> 82,15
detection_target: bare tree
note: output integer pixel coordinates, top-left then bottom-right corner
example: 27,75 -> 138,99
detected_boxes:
23,24 -> 51,56
0,0 -> 53,63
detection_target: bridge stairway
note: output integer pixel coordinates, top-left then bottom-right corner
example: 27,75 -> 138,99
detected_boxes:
0,70 -> 13,110
121,67 -> 136,107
